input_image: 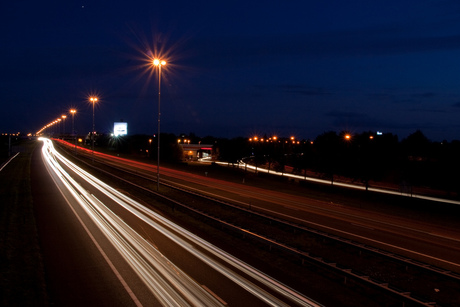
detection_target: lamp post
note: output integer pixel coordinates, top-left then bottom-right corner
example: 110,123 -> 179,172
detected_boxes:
57,119 -> 61,136
70,109 -> 76,154
153,58 -> 166,191
61,115 -> 67,135
90,97 -> 98,162
148,138 -> 152,158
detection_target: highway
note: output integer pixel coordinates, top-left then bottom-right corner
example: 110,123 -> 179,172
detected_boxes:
33,138 -> 319,306
57,139 -> 460,274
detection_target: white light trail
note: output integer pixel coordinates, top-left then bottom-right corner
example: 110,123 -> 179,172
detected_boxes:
228,161 -> 460,205
38,138 -> 321,307
40,138 -> 223,306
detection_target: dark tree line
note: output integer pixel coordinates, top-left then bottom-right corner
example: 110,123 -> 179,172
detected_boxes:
215,130 -> 460,196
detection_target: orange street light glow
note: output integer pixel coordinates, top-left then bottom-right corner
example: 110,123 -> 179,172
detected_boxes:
153,58 -> 166,66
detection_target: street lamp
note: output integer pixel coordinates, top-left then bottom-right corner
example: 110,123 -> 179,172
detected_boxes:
57,118 -> 61,136
153,58 -> 166,191
70,109 -> 77,154
90,96 -> 98,162
148,138 -> 152,158
61,115 -> 67,135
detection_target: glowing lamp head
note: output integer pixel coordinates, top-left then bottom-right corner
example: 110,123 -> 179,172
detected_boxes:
90,97 -> 98,103
153,58 -> 166,66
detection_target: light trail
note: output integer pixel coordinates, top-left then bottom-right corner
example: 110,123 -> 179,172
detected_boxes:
41,138 -> 225,306
39,138 -> 321,307
230,161 -> 460,206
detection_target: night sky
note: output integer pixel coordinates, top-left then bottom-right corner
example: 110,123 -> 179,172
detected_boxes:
2,1 -> 460,141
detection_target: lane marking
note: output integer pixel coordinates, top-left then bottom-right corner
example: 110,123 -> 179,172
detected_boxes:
42,141 -> 143,307
429,232 -> 460,241
202,285 -> 228,306
69,196 -> 143,307
351,223 -> 375,231
0,152 -> 20,172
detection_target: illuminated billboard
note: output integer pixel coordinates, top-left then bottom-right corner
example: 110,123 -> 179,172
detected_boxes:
114,122 -> 128,136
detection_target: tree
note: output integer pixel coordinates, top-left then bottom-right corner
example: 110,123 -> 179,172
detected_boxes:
313,131 -> 341,180
401,130 -> 431,158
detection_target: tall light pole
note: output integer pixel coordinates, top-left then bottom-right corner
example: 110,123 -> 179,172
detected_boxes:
61,115 -> 67,135
90,97 -> 98,162
70,109 -> 76,154
153,58 -> 166,191
148,138 -> 152,158
57,118 -> 61,136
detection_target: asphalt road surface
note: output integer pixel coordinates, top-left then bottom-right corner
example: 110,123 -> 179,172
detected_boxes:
31,138 -> 319,306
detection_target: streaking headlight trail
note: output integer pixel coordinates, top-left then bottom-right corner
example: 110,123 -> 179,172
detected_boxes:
38,138 -> 321,307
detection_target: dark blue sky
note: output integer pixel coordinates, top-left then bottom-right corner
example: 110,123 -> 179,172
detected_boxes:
2,1 -> 460,141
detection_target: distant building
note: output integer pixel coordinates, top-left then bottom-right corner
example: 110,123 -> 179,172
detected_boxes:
180,144 -> 215,161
